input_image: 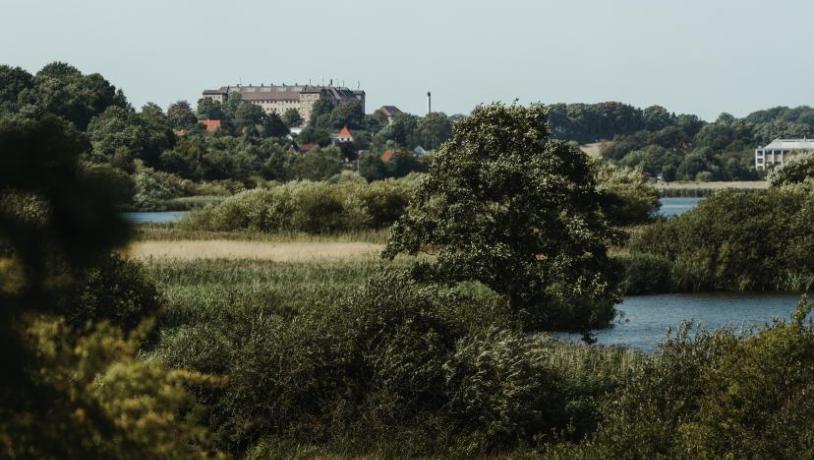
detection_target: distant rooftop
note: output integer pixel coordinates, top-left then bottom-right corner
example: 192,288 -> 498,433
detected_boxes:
761,138 -> 814,150
376,105 -> 403,117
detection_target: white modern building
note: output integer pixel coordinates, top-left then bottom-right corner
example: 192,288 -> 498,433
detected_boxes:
755,138 -> 814,170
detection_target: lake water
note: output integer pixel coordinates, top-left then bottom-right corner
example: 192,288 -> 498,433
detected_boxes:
122,197 -> 701,225
559,293 -> 803,352
658,197 -> 703,217
122,211 -> 188,224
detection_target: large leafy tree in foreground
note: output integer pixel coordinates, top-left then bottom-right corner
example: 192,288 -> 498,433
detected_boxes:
384,103 -> 619,331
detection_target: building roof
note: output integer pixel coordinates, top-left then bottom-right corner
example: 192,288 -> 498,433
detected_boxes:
199,119 -> 222,132
761,138 -> 814,150
380,149 -> 397,162
203,84 -> 363,102
377,105 -> 403,118
338,126 -> 353,139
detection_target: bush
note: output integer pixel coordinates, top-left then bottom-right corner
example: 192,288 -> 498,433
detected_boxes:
616,253 -> 674,294
180,178 -> 416,234
595,163 -> 661,226
151,263 -> 641,457
770,155 -> 814,186
1,319 -> 224,459
583,298 -> 814,458
61,254 -> 161,331
443,328 -> 568,454
628,188 -> 814,291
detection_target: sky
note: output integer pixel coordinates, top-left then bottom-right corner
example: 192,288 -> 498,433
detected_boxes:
3,0 -> 813,121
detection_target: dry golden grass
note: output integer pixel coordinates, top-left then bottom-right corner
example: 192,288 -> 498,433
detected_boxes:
580,142 -> 607,159
655,180 -> 768,190
125,240 -> 384,262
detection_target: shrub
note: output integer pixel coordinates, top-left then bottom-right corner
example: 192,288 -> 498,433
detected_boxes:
595,163 -> 661,226
1,319 -> 225,459
586,298 -> 814,458
61,253 -> 161,331
180,178 -> 416,234
151,263 -> 638,457
769,154 -> 814,186
629,188 -> 814,291
443,328 -> 568,455
616,253 -> 674,294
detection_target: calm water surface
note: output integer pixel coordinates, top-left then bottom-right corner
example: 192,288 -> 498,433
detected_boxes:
657,197 -> 703,217
123,197 -> 700,224
122,211 -> 188,224
559,293 -> 802,352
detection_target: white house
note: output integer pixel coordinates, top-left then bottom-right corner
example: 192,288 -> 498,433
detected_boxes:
755,138 -> 814,170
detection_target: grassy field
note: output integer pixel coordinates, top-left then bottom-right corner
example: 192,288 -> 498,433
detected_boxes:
145,258 -> 399,322
127,240 -> 383,261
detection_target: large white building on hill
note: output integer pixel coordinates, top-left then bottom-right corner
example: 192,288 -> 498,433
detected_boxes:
202,83 -> 365,124
755,138 -> 814,170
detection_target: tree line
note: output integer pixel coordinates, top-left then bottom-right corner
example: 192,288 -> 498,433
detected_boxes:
548,102 -> 814,182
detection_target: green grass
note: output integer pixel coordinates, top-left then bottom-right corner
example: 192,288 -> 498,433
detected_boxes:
145,258 -> 404,327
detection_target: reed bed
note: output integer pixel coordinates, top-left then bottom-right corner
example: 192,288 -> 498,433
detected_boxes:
134,224 -> 390,243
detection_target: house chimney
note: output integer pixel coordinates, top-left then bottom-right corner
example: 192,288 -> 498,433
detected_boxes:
427,91 -> 432,115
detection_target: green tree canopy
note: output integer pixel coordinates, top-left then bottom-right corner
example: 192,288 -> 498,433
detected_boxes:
416,112 -> 453,150
282,108 -> 303,127
329,100 -> 365,129
17,62 -> 128,130
167,100 -> 198,129
0,65 -> 34,114
233,101 -> 266,132
290,146 -> 344,181
308,99 -> 335,128
86,105 -> 175,167
262,112 -> 290,138
384,103 -> 619,331
196,97 -> 225,120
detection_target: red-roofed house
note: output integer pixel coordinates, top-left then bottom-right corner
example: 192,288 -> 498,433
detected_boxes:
332,126 -> 354,144
199,119 -> 222,133
380,149 -> 397,162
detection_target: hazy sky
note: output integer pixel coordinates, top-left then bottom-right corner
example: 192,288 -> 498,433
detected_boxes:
3,0 -> 813,120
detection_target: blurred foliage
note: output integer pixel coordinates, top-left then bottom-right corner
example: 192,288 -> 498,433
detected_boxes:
0,108 -> 221,457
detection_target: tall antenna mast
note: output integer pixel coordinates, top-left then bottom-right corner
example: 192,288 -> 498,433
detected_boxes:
427,91 -> 432,115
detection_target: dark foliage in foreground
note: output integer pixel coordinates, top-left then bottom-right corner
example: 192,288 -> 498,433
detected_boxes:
549,298 -> 814,459
154,266 -> 636,457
